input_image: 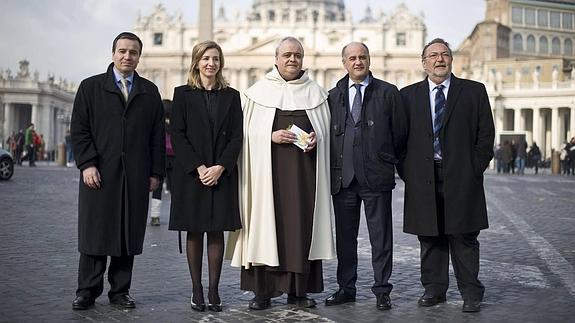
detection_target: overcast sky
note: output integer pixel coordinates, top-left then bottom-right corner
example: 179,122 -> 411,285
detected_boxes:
0,0 -> 485,84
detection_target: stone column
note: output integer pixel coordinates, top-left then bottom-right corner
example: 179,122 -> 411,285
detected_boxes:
570,107 -> 575,140
551,107 -> 560,151
315,69 -> 325,89
228,69 -> 238,90
494,100 -> 504,142
514,108 -> 522,131
198,0 -> 213,42
31,104 -> 39,126
1,103 -> 9,146
239,69 -> 249,92
532,107 -> 541,146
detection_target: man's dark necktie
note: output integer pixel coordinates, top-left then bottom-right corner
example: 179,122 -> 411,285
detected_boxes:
351,83 -> 362,124
433,84 -> 445,158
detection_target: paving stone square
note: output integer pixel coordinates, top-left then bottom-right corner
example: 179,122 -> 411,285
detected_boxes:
0,165 -> 574,322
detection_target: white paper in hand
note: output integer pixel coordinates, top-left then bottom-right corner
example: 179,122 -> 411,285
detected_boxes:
286,124 -> 310,151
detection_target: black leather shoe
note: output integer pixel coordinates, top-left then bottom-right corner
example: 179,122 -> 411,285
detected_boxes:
462,300 -> 481,312
191,302 -> 206,312
376,294 -> 392,310
248,297 -> 271,310
287,294 -> 317,308
417,293 -> 446,307
109,294 -> 136,308
72,296 -> 95,310
325,289 -> 356,306
208,303 -> 222,312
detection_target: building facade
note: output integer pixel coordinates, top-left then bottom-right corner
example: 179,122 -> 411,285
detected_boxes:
0,60 -> 75,154
455,0 -> 575,158
134,0 -> 427,100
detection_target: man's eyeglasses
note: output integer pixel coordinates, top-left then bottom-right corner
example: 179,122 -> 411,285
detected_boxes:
423,52 -> 452,60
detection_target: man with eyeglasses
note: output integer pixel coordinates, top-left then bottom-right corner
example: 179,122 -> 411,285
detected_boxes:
398,38 -> 494,313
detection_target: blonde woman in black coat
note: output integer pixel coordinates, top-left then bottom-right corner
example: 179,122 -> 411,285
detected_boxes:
169,41 -> 242,312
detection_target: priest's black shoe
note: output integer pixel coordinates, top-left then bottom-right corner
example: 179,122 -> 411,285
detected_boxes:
325,289 -> 356,306
72,296 -> 95,310
109,294 -> 136,308
248,296 -> 271,310
287,294 -> 317,308
417,293 -> 446,307
376,293 -> 392,310
462,300 -> 481,312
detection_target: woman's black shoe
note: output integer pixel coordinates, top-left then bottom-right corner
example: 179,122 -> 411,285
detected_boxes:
191,301 -> 206,312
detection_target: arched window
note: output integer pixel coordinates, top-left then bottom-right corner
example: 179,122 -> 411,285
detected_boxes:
526,35 -> 536,52
552,37 -> 561,54
539,36 -> 548,54
513,34 -> 523,52
565,39 -> 573,56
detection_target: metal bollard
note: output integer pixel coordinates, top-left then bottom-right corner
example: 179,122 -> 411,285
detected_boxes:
551,150 -> 560,174
57,143 -> 66,166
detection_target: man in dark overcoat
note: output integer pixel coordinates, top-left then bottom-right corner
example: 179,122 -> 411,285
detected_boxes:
325,42 -> 407,310
70,32 -> 165,310
399,38 -> 494,313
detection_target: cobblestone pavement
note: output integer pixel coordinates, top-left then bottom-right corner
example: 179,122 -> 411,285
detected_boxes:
1,164 -> 574,322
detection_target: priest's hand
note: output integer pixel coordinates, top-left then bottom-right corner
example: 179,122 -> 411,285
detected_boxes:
304,131 -> 317,153
82,166 -> 101,190
200,165 -> 224,186
272,129 -> 296,144
149,176 -> 160,191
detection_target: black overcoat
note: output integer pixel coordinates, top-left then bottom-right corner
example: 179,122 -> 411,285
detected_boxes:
71,63 -> 165,256
399,75 -> 495,236
168,85 -> 242,232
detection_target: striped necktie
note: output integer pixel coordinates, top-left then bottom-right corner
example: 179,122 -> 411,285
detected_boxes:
120,78 -> 129,101
433,84 -> 445,159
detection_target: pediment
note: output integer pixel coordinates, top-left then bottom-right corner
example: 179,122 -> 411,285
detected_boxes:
235,35 -> 284,55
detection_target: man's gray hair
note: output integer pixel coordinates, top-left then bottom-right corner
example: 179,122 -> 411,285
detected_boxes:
421,38 -> 452,59
275,36 -> 304,57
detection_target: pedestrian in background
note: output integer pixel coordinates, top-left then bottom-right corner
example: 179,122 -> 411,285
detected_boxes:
528,142 -> 541,174
71,32 -> 165,311
168,41 -> 243,312
501,141 -> 512,173
14,129 -> 24,165
399,38 -> 495,313
24,123 -> 36,166
515,137 -> 527,175
566,137 -> 575,175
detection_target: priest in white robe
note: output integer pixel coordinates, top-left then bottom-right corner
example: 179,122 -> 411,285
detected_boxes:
227,36 -> 335,310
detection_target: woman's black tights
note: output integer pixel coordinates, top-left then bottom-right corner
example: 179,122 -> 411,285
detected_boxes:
186,231 -> 224,305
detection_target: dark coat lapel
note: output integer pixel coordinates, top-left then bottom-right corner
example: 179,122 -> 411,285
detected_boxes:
102,63 -> 147,109
442,74 -> 462,128
417,79 -> 433,131
186,89 -> 211,131
125,72 -> 147,107
213,89 -> 232,137
103,64 -> 125,104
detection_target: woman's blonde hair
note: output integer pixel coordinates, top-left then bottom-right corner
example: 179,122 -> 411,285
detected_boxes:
187,40 -> 228,89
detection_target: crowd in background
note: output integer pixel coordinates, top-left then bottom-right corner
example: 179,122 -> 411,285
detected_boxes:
494,137 -> 575,175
